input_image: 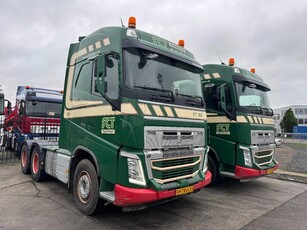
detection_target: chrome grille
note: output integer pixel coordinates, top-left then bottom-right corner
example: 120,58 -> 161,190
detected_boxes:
151,155 -> 201,184
144,127 -> 205,184
251,130 -> 274,145
144,126 -> 204,149
253,149 -> 274,167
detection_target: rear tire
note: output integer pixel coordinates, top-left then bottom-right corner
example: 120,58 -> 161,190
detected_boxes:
20,144 -> 30,174
73,159 -> 102,215
208,155 -> 219,186
30,146 -> 46,182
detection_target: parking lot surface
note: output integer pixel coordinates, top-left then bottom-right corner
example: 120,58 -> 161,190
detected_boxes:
1,162 -> 307,230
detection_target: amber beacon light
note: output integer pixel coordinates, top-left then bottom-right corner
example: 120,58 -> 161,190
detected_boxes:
229,58 -> 235,66
178,40 -> 185,47
128,16 -> 136,28
250,68 -> 256,73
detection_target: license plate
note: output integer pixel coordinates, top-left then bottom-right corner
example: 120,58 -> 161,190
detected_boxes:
175,186 -> 194,196
266,168 -> 275,174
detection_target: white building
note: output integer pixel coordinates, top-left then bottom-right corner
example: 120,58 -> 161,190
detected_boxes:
274,105 -> 307,133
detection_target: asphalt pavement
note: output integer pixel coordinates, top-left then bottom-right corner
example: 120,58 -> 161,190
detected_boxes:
1,162 -> 307,230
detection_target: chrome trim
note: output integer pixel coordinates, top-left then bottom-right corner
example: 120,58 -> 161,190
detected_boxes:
99,191 -> 115,202
151,155 -> 201,171
144,116 -> 205,123
154,170 -> 199,184
138,99 -> 205,111
220,171 -> 235,177
120,150 -> 140,159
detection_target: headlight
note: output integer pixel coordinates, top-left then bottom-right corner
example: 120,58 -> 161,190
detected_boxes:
127,158 -> 146,186
120,150 -> 146,186
243,149 -> 252,167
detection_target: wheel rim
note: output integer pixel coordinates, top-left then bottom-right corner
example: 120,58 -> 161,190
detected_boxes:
32,153 -> 39,174
21,148 -> 27,168
78,171 -> 92,204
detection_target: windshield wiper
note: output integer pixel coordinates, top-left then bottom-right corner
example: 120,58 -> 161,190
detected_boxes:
244,105 -> 274,116
175,93 -> 203,106
134,86 -> 174,102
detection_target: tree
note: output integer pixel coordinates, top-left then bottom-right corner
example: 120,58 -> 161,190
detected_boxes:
280,108 -> 298,133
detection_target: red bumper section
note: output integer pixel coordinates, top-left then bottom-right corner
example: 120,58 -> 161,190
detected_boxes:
235,165 -> 278,180
113,171 -> 212,207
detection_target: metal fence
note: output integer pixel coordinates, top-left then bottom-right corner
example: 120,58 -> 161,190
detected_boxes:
276,133 -> 307,144
0,116 -> 19,163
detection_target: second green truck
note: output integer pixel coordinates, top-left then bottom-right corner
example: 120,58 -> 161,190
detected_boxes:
201,58 -> 278,185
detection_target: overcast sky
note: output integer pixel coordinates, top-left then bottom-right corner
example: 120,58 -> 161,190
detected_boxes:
1,0 -> 306,109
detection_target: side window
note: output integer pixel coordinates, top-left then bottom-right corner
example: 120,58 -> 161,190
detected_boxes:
75,62 -> 91,92
203,83 -> 219,111
203,83 -> 233,113
72,62 -> 91,100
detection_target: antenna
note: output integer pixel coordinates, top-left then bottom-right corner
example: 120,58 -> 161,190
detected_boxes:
120,18 -> 125,27
217,51 -> 225,65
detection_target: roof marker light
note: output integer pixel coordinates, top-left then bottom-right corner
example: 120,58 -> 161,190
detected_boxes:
25,86 -> 31,89
178,40 -> 185,47
128,16 -> 136,28
250,68 -> 256,73
229,58 -> 235,66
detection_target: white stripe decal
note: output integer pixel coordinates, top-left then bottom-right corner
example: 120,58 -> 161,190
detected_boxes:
152,105 -> 164,116
164,106 -> 174,117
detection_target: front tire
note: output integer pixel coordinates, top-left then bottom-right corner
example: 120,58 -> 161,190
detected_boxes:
208,155 -> 219,186
20,144 -> 30,174
30,146 -> 46,182
73,159 -> 101,215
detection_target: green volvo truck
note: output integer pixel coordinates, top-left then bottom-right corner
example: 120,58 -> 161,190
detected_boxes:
201,58 -> 278,185
20,17 -> 211,215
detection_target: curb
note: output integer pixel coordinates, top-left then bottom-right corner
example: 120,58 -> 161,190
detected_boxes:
268,169 -> 307,184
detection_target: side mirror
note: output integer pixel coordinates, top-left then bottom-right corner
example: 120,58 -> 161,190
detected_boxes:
96,54 -> 106,96
217,84 -> 227,112
217,83 -> 236,120
18,101 -> 25,116
0,94 -> 4,115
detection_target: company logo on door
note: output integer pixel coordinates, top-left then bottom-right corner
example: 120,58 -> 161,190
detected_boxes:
101,117 -> 115,134
216,124 -> 230,135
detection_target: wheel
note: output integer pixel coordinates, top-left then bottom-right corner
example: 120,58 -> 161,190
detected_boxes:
73,159 -> 102,215
30,146 -> 46,182
207,155 -> 219,186
20,144 -> 30,174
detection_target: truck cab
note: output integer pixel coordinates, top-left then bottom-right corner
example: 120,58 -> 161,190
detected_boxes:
202,58 -> 278,185
22,17 -> 211,215
2,86 -> 62,154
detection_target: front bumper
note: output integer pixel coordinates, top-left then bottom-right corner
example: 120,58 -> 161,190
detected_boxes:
113,170 -> 212,207
235,164 -> 278,180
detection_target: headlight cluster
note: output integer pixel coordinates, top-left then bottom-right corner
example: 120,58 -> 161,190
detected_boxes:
127,158 -> 146,186
243,149 -> 252,167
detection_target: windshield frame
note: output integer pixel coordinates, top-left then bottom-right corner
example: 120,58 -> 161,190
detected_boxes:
122,47 -> 205,108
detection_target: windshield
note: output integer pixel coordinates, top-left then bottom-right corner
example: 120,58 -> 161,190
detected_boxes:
124,48 -> 203,106
26,101 -> 62,117
235,82 -> 271,109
